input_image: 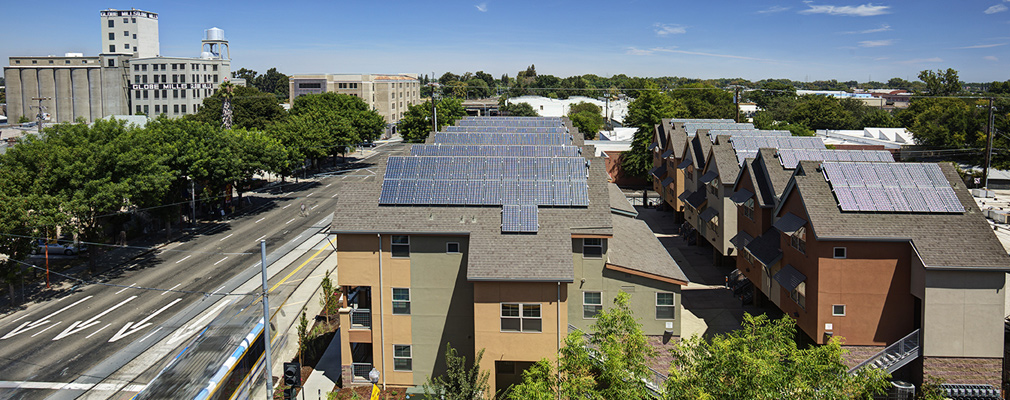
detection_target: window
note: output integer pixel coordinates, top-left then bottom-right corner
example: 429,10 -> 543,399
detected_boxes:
393,345 -> 412,371
181,74 -> 186,83
791,282 -> 806,309
134,90 -> 140,99
162,89 -> 167,98
154,90 -> 160,99
173,90 -> 178,98
833,247 -> 846,259
392,288 -> 410,315
143,105 -> 149,115
501,303 -> 541,332
162,74 -> 166,83
173,104 -> 179,113
131,18 -> 136,23
832,304 -> 846,316
153,75 -> 159,83
743,197 -> 755,220
143,90 -> 148,99
181,104 -> 187,113
135,105 -> 141,114
109,45 -> 116,53
141,64 -> 147,71
124,43 -> 130,49
65,60 -> 70,64
656,292 -> 676,319
154,105 -> 160,113
391,235 -> 409,258
173,75 -> 178,83
212,64 -> 218,71
446,242 -> 460,253
122,17 -> 127,23
709,179 -> 719,196
583,238 -> 603,258
108,20 -> 114,28
172,64 -> 178,70
213,75 -> 218,83
109,32 -> 115,40
123,31 -> 128,37
298,82 -> 322,89
790,227 -> 806,254
132,34 -> 136,39
583,292 -> 602,319
108,58 -> 115,67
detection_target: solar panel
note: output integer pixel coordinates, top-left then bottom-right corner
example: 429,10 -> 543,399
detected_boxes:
501,205 -> 539,233
821,162 -> 964,214
902,187 -> 930,212
936,187 -> 963,213
833,187 -> 857,210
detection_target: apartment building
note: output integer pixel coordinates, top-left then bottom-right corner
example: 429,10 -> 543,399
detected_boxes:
329,117 -> 687,393
4,9 -> 232,123
289,74 -> 421,125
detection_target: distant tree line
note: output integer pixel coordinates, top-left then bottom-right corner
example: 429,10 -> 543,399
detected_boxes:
231,67 -> 290,101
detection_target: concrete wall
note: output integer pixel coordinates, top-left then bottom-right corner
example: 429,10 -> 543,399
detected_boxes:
473,281 -> 566,393
921,270 -> 1005,358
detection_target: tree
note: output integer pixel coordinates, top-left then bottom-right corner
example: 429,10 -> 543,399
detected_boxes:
503,102 -> 539,117
439,72 -> 461,85
474,71 -> 495,88
398,98 -> 466,143
466,78 -> 492,99
917,68 -> 961,96
748,81 -> 797,110
669,83 -> 735,119
567,102 -> 603,139
423,344 -> 490,400
186,85 -> 286,130
787,95 -> 855,130
664,313 -> 890,399
621,84 -> 689,178
507,292 -> 655,400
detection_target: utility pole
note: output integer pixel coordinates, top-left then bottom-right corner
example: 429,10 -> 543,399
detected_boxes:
221,82 -> 234,130
260,241 -> 273,400
983,97 -> 996,188
734,87 -> 741,123
30,97 -> 51,133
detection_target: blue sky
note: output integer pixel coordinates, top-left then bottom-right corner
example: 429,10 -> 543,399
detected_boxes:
3,1 -> 1009,83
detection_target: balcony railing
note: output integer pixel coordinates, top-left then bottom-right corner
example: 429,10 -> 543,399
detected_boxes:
349,308 -> 371,329
351,363 -> 373,382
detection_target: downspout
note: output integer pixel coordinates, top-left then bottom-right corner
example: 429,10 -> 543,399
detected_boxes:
377,234 -> 386,390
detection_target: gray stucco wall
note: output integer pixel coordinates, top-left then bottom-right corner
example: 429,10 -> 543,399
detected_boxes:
569,238 -> 683,336
922,269 -> 1005,358
409,235 -> 474,386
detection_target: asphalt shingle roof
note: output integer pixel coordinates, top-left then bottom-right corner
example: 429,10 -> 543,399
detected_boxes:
744,229 -> 783,267
607,213 -> 689,283
608,183 -> 638,217
789,160 -> 1010,271
709,139 -> 741,186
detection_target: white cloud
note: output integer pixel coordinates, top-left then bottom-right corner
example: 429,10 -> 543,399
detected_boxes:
654,23 -> 687,36
626,47 -> 655,56
800,3 -> 891,16
842,24 -> 891,34
475,3 -> 487,12
649,47 -> 777,62
757,5 -> 791,14
956,43 -> 1008,49
985,55 -> 999,61
859,39 -> 894,47
985,4 -> 1008,14
897,57 -> 944,64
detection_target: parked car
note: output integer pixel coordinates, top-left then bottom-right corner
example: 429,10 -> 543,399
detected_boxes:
31,240 -> 87,256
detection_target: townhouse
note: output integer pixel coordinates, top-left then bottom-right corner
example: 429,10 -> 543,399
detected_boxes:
330,117 -> 688,393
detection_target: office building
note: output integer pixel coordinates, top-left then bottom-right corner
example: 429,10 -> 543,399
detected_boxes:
289,73 -> 421,127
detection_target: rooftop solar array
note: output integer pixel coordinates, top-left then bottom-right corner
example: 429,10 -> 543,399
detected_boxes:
671,118 -> 735,123
430,132 -> 572,146
379,117 -> 591,233
821,162 -> 964,213
443,126 -> 569,134
730,136 -> 826,164
684,122 -> 755,136
457,117 -> 563,127
411,144 -> 581,158
777,149 -> 894,169
502,205 -> 538,233
708,130 -> 791,143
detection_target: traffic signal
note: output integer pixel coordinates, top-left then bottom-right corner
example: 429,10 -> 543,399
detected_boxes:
282,387 -> 294,400
283,362 -> 301,387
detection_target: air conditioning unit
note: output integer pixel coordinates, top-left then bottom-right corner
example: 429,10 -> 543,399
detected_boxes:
972,188 -> 995,198
990,211 -> 1010,224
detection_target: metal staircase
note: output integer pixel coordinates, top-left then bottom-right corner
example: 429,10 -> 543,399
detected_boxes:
848,329 -> 921,375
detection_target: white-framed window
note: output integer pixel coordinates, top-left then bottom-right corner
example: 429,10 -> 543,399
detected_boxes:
791,282 -> 806,310
583,292 -> 602,319
743,197 -> 755,220
832,304 -> 846,316
833,247 -> 846,259
656,292 -> 676,319
501,303 -> 542,332
790,227 -> 806,254
447,242 -> 460,253
391,235 -> 409,258
393,345 -> 412,371
583,238 -> 603,258
392,288 -> 410,315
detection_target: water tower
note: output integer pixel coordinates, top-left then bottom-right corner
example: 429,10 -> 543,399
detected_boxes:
201,27 -> 229,59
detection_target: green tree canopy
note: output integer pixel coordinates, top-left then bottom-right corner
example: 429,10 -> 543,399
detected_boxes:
664,313 -> 890,400
423,344 -> 490,400
787,95 -> 855,130
567,102 -> 603,140
398,98 -> 467,143
669,83 -> 736,119
621,85 -> 689,178
503,102 -> 540,117
185,85 -> 287,130
917,68 -> 962,96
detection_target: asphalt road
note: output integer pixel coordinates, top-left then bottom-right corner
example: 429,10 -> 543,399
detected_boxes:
0,143 -> 399,400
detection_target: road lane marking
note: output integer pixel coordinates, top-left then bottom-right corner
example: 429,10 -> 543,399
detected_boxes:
85,323 -> 111,339
162,283 -> 181,295
109,299 -> 181,342
311,204 -> 318,210
10,314 -> 30,323
269,237 -> 338,293
255,217 -> 265,223
283,204 -> 292,209
115,283 -> 138,295
255,235 -> 266,242
331,193 -> 338,198
219,233 -> 233,242
213,257 -> 228,265
212,285 -> 226,295
53,296 -> 137,341
167,300 -> 231,345
286,218 -> 295,224
306,193 -> 313,197
30,321 -> 61,338
138,327 -> 163,343
0,381 -> 147,392
175,255 -> 192,264
325,183 -> 332,188
2,296 -> 92,339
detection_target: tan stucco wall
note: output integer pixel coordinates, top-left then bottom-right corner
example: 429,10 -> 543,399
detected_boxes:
922,270 -> 1005,358
473,281 -> 567,392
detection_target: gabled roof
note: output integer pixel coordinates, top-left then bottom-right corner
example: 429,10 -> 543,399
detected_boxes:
707,139 -> 741,186
776,160 -> 1010,271
690,132 -> 713,170
608,213 -> 689,285
608,183 -> 637,217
